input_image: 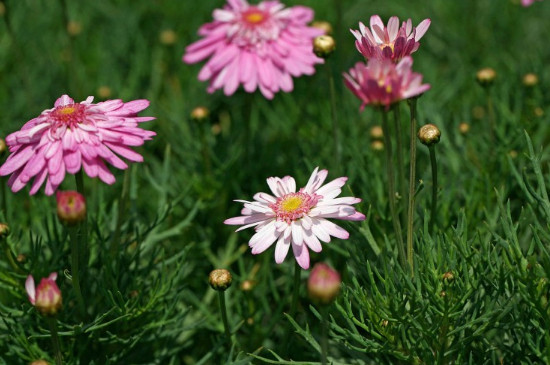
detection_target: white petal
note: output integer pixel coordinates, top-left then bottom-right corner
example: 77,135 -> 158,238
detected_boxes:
274,235 -> 291,264
25,275 -> 36,304
318,219 -> 349,239
291,220 -> 303,246
311,218 -> 331,243
303,229 -> 322,253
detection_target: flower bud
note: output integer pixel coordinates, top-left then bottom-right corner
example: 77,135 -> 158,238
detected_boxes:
67,21 -> 82,37
371,140 -> 384,151
209,269 -> 232,291
476,67 -> 496,86
0,138 -> 7,156
26,273 -> 62,316
459,122 -> 470,134
311,21 -> 333,35
308,263 -> 341,304
160,29 -> 177,45
442,271 -> 454,283
56,191 -> 86,226
30,360 -> 50,365
523,73 -> 538,87
370,125 -> 383,139
191,106 -> 209,122
97,86 -> 112,99
313,35 -> 336,59
418,124 -> 441,146
0,223 -> 10,239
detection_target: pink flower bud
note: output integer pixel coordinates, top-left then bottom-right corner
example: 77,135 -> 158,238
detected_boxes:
308,263 -> 341,304
56,191 -> 86,226
25,273 -> 62,316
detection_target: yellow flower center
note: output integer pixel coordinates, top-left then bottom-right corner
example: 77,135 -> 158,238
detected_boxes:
58,106 -> 76,115
244,10 -> 265,24
281,196 -> 304,213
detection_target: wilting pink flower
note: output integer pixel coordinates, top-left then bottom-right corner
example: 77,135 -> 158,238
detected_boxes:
224,167 -> 365,269
183,0 -> 324,99
522,0 -> 542,6
56,190 -> 86,225
26,272 -> 62,316
0,95 -> 155,195
351,15 -> 430,62
308,262 -> 341,304
343,56 -> 430,110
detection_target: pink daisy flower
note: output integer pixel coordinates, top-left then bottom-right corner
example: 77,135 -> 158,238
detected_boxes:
183,0 -> 324,99
351,15 -> 430,62
0,95 -> 155,195
343,56 -> 430,111
224,167 -> 365,270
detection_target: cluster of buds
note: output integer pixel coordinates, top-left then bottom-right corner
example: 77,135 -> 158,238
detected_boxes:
25,273 -> 62,316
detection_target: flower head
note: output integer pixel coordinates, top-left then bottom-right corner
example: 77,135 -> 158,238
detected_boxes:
183,0 -> 324,99
56,190 -> 86,225
0,95 -> 155,195
26,272 -> 62,316
343,56 -> 430,110
224,167 -> 365,269
209,269 -> 233,291
308,262 -> 341,304
351,15 -> 430,62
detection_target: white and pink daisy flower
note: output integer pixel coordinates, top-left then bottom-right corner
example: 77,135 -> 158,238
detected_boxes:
351,15 -> 430,62
224,167 -> 365,270
0,94 -> 155,195
183,0 -> 324,99
343,56 -> 431,111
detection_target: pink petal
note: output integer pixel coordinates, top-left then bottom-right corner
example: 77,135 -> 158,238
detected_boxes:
292,241 -> 310,269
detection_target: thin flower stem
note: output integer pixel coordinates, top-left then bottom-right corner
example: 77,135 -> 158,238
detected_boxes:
47,317 -> 63,365
393,105 -> 405,226
486,89 -> 496,142
328,65 -> 341,173
428,145 -> 438,234
112,168 -> 131,260
1,238 -> 23,273
218,290 -> 233,345
0,178 -> 7,220
69,226 -> 85,316
289,260 -> 301,320
406,99 -> 418,274
320,306 -> 329,365
381,110 -> 406,268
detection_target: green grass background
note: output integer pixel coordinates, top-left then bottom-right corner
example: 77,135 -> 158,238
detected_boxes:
1,0 -> 550,364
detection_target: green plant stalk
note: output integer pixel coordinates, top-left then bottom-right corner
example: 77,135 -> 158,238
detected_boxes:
428,145 -> 438,234
393,105 -> 405,226
321,306 -> 329,365
47,317 -> 63,365
1,238 -> 23,273
69,226 -> 85,316
198,121 -> 212,176
328,64 -> 341,173
486,88 -> 496,142
289,260 -> 301,320
111,168 -> 131,260
218,290 -> 233,345
437,294 -> 450,365
406,99 -> 418,274
381,110 -> 406,268
0,178 -> 7,220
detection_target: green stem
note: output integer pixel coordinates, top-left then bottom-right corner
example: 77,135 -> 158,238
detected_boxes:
69,227 -> 85,316
0,177 -> 7,220
486,88 -> 496,143
393,105 -> 405,226
328,64 -> 341,173
1,237 -> 23,273
320,306 -> 329,365
381,110 -> 406,268
428,145 -> 438,234
112,168 -> 131,260
47,317 -> 63,365
289,260 -> 301,320
218,290 -> 233,345
406,99 -> 418,274
437,293 -> 450,365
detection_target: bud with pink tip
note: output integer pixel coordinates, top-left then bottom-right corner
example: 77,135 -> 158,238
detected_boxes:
56,191 -> 86,226
26,273 -> 62,316
308,263 -> 341,304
